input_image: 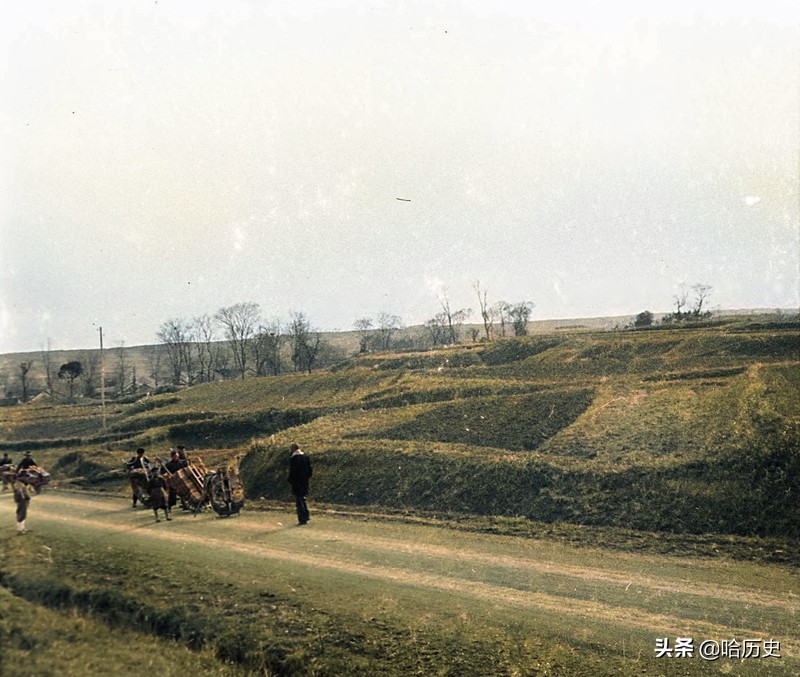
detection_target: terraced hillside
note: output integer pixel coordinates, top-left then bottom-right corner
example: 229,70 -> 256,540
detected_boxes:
1,317 -> 797,538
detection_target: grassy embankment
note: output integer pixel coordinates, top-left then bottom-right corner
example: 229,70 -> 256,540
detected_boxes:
1,492 -> 798,677
2,318 -> 798,540
0,316 -> 798,676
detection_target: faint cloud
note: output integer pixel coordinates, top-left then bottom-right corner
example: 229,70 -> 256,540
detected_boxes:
424,276 -> 446,297
551,277 -> 567,303
232,225 -> 248,251
37,309 -> 53,335
0,297 -> 14,348
743,196 -> 761,207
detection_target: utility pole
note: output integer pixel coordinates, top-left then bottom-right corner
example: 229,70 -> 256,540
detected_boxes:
99,326 -> 107,430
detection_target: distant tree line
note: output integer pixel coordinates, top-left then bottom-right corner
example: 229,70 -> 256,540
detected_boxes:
15,279 -> 724,403
354,281 -> 535,354
4,281 -> 538,402
152,304 -> 351,386
632,283 -> 713,328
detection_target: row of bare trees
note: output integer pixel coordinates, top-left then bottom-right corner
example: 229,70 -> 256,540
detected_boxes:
425,283 -> 534,347
634,283 -> 714,327
472,281 -> 534,340
352,283 -> 536,353
157,304 -> 325,385
666,283 -> 713,322
353,312 -> 403,353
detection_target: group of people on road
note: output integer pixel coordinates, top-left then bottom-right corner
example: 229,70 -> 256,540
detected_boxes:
126,445 -> 190,523
4,440 -> 314,534
2,451 -> 41,535
125,442 -> 313,526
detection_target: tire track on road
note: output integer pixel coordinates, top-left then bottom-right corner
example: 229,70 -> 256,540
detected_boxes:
45,493 -> 799,612
27,496 -> 800,657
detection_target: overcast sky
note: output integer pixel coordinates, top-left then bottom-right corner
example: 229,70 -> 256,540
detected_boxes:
1,0 -> 798,353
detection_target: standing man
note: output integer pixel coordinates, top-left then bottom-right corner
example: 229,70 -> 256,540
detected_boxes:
287,443 -> 312,526
164,449 -> 183,512
16,451 -> 37,472
125,448 -> 150,508
13,475 -> 32,534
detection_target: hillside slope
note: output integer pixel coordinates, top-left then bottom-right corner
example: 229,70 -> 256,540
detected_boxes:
1,317 -> 798,538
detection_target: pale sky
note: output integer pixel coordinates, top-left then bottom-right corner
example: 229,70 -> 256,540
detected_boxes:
1,0 -> 798,353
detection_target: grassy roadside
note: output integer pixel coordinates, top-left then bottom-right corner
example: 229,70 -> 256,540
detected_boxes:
2,492 -> 798,677
0,587 -> 248,677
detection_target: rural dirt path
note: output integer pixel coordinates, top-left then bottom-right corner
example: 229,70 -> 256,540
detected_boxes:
5,490 -> 799,662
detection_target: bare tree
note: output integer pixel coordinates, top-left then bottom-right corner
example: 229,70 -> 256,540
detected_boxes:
438,291 -> 471,344
214,349 -> 233,380
252,319 -> 285,376
147,345 -> 165,388
289,311 -> 321,374
491,301 -> 511,337
473,280 -> 494,340
353,317 -> 373,353
375,312 -> 402,351
508,301 -> 534,336
81,351 -> 99,397
425,312 -> 449,347
115,342 -> 127,396
157,318 -> 192,385
191,314 -> 218,383
691,283 -> 713,318
672,287 -> 689,320
18,361 -> 33,402
216,302 -> 261,379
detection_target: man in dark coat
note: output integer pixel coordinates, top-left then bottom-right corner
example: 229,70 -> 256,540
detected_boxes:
287,443 -> 312,525
126,448 -> 150,507
16,452 -> 36,472
164,449 -> 184,510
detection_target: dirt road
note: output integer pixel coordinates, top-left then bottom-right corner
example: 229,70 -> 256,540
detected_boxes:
3,490 -> 798,674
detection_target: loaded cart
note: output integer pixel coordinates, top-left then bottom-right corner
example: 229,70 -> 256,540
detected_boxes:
158,456 -> 245,517
164,457 -> 209,512
202,458 -> 246,517
15,465 -> 51,494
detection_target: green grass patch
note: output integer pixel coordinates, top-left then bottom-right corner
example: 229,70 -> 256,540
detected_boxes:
0,588 -> 247,677
3,495 -> 798,676
372,389 -> 594,451
167,409 -> 321,447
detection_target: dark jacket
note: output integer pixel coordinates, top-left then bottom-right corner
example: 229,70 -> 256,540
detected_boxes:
126,454 -> 149,470
165,458 -> 184,474
17,456 -> 37,471
288,452 -> 312,496
147,474 -> 169,509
